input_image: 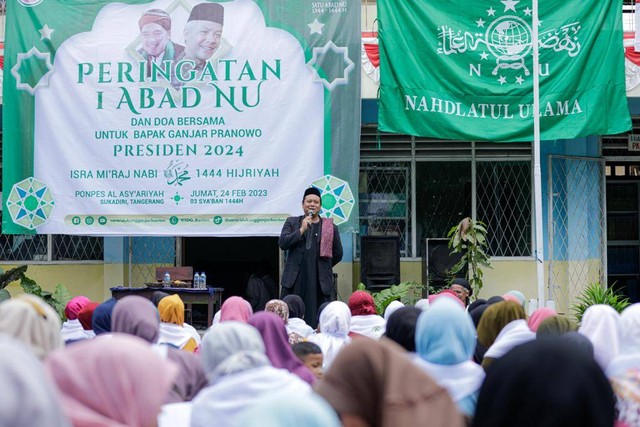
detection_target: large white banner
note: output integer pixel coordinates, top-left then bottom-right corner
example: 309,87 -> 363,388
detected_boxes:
3,0 -> 361,235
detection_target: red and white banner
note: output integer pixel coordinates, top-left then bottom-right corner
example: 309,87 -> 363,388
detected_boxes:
362,32 -> 379,83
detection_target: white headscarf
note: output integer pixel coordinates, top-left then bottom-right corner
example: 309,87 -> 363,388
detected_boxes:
384,300 -> 405,321
349,314 -> 386,339
60,319 -> 96,342
307,301 -> 352,369
483,319 -> 535,359
286,318 -> 315,338
579,304 -> 621,370
606,304 -> 640,378
192,322 -> 311,427
200,322 -> 270,383
0,334 -> 71,427
415,299 -> 430,311
0,294 -> 63,358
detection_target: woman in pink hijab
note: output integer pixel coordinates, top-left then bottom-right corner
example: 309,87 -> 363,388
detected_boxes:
219,296 -> 253,323
527,307 -> 557,332
61,296 -> 95,343
46,334 -> 178,427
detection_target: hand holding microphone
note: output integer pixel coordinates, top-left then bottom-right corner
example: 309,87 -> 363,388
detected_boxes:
300,209 -> 315,235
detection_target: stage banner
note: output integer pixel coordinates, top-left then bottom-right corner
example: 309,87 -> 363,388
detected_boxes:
3,0 -> 360,235
378,0 -> 631,142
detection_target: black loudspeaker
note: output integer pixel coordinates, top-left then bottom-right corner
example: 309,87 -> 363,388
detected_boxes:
422,238 -> 465,296
360,236 -> 400,291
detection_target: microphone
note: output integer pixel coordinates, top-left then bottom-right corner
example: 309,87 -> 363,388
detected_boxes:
305,210 -> 315,249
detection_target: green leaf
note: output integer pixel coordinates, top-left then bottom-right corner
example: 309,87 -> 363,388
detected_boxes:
0,265 -> 28,290
51,283 -> 73,321
570,282 -> 630,323
356,283 -> 367,291
0,288 -> 10,302
20,276 -> 42,297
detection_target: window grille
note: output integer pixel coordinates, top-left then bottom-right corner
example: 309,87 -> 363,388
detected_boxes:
357,126 -> 533,258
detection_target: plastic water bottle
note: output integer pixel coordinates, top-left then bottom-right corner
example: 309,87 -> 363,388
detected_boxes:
193,272 -> 200,289
163,272 -> 171,287
200,272 -> 207,288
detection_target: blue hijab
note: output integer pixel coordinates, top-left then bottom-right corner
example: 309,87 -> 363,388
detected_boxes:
239,392 -> 340,427
92,298 -> 117,335
415,297 -> 476,365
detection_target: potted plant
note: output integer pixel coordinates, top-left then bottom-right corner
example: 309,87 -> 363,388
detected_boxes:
571,282 -> 630,323
447,217 -> 491,297
0,265 -> 72,321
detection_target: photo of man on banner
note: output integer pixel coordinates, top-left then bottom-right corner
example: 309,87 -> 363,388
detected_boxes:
138,9 -> 184,77
175,2 -> 232,78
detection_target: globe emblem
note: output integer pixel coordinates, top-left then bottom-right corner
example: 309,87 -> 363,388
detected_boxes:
486,16 -> 532,76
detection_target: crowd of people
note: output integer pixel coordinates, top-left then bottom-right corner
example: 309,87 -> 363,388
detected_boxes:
0,283 -> 636,426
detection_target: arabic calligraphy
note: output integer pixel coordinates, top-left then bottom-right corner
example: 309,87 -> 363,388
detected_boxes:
538,22 -> 581,57
438,26 -> 486,55
437,22 -> 581,58
164,160 -> 191,186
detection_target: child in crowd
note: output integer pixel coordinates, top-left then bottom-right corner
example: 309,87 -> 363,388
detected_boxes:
293,342 -> 324,380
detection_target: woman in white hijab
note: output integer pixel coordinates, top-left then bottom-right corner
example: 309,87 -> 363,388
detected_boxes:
605,304 -> 640,427
0,294 -> 63,359
307,301 -> 352,369
0,334 -> 71,427
608,303 -> 640,377
191,322 -> 311,427
578,304 -> 621,370
384,300 -> 405,321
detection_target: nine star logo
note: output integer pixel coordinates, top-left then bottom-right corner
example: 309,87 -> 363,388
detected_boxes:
436,0 -> 582,86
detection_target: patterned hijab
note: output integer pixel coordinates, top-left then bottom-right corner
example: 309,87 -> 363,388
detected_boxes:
0,294 -> 62,359
158,294 -> 185,326
265,299 -> 289,324
0,334 -> 71,427
111,295 -> 160,343
315,338 -> 464,427
220,296 -> 253,323
46,334 -> 178,427
64,296 -> 91,320
248,311 -> 315,385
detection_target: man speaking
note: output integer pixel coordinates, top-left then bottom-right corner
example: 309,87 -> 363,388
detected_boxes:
279,187 -> 343,326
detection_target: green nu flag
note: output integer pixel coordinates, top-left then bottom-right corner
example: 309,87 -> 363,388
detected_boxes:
378,0 -> 631,142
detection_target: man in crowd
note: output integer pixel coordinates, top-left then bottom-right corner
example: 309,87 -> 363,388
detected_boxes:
450,277 -> 472,307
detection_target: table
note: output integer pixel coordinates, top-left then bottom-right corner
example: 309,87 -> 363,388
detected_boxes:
110,286 -> 224,327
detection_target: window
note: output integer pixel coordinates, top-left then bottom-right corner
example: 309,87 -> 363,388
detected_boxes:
357,125 -> 533,258
0,234 -> 104,262
359,162 -> 411,257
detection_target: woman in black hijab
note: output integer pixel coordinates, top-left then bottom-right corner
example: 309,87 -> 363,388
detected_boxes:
473,338 -> 615,427
384,306 -> 422,352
